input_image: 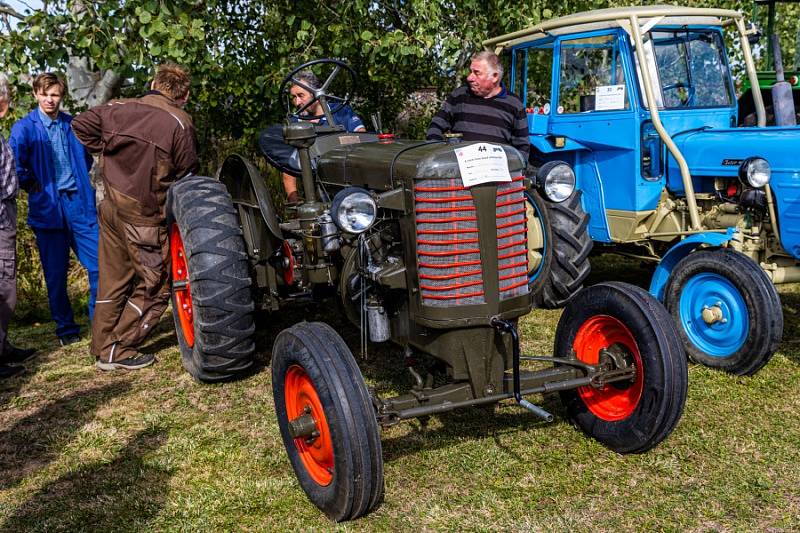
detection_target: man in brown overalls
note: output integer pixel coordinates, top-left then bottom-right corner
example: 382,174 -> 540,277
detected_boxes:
72,64 -> 197,371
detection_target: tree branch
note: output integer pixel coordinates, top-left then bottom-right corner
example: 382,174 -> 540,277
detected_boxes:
0,2 -> 24,20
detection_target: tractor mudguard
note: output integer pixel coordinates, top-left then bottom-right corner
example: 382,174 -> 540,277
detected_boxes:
217,154 -> 283,263
649,227 -> 738,302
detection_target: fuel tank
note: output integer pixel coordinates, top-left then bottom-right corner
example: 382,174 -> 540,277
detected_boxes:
317,138 -> 527,191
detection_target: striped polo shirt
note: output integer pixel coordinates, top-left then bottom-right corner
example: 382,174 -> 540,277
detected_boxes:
426,85 -> 529,162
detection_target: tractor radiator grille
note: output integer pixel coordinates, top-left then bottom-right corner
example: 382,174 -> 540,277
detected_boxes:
496,178 -> 529,301
414,176 -> 528,307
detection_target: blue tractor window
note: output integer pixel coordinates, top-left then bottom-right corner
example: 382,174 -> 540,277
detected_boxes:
558,34 -> 629,114
513,44 -> 554,109
651,30 -> 733,108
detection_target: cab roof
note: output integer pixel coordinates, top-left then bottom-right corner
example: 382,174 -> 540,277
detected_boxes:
484,5 -> 743,52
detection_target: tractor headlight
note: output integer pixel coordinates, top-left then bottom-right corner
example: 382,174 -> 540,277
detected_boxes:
331,187 -> 377,234
739,157 -> 771,188
537,161 -> 576,203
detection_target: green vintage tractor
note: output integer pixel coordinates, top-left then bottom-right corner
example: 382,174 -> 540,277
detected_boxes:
165,59 -> 687,521
739,0 -> 800,124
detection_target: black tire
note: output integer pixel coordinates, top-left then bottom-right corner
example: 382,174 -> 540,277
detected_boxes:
166,176 -> 256,382
272,322 -> 384,522
555,282 -> 687,453
526,190 -> 592,309
663,248 -> 783,376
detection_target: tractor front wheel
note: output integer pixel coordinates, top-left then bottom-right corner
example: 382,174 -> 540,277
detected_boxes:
272,322 -> 384,521
556,282 -> 687,453
663,248 -> 783,376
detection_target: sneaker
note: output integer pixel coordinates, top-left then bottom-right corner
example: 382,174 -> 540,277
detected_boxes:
95,352 -> 155,371
59,334 -> 81,346
3,344 -> 37,364
0,364 -> 24,380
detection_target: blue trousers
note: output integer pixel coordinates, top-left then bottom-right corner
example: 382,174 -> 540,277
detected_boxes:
32,190 -> 99,338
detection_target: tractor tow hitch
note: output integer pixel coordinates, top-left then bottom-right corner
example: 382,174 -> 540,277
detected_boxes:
492,318 -> 554,422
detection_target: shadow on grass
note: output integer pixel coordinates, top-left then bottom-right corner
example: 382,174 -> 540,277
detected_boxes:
585,252 -> 653,289
0,354 -> 50,409
139,330 -> 180,356
0,427 -> 171,533
250,298 -> 367,371
380,393 -> 567,464
0,382 -> 131,490
779,290 -> 800,365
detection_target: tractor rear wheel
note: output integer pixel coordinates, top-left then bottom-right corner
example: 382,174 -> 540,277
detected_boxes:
663,248 -> 783,376
526,190 -> 592,309
166,176 -> 256,382
555,282 -> 687,453
272,321 -> 384,521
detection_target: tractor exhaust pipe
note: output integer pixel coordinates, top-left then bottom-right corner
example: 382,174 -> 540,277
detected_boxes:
772,34 -> 797,126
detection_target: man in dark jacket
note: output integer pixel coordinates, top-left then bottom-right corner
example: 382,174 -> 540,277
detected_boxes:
72,63 -> 198,371
0,76 -> 36,378
426,50 -> 529,162
9,73 -> 99,346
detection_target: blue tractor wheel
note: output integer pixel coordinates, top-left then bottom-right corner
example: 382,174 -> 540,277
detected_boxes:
663,248 -> 783,375
525,190 -> 592,309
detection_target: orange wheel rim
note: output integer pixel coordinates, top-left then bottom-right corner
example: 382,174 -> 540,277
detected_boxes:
284,365 -> 334,486
170,225 -> 194,348
573,315 -> 643,421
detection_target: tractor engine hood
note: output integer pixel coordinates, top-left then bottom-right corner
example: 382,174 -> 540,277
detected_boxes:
317,139 -> 527,192
670,126 -> 800,259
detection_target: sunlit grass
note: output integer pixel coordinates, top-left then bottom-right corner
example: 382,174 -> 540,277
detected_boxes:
0,262 -> 798,531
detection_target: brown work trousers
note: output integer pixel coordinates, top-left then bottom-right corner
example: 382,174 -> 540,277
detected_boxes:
91,200 -> 170,363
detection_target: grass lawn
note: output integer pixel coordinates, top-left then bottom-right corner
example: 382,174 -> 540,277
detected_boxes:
1,259 -> 799,531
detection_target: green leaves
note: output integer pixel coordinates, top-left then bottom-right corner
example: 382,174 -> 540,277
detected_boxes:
4,0 -> 727,156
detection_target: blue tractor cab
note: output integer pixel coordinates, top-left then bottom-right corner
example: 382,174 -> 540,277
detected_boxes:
487,6 -> 793,375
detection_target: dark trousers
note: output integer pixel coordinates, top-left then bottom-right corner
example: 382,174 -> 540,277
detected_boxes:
32,190 -> 99,338
0,200 -> 17,357
91,201 -> 170,363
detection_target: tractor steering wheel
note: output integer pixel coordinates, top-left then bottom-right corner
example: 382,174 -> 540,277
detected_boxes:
280,58 -> 357,122
662,81 -> 695,107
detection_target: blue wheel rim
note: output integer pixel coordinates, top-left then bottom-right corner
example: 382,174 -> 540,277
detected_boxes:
678,272 -> 749,357
525,192 -> 547,283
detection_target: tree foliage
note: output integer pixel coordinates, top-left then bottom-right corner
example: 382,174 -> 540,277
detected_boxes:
0,1 -> 610,161
0,0 -> 790,317
0,0 -> 790,166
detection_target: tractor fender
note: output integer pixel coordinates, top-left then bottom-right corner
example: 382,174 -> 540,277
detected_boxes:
649,227 -> 738,302
216,154 -> 283,263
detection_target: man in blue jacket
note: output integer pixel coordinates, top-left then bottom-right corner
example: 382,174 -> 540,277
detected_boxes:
9,73 -> 99,346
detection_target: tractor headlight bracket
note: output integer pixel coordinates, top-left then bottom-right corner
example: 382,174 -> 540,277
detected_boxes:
738,157 -> 771,188
331,187 -> 378,234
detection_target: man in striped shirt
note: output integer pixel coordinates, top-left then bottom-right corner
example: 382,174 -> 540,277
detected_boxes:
426,51 -> 529,162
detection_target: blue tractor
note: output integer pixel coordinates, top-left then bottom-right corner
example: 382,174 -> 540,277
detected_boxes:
487,6 -> 797,375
